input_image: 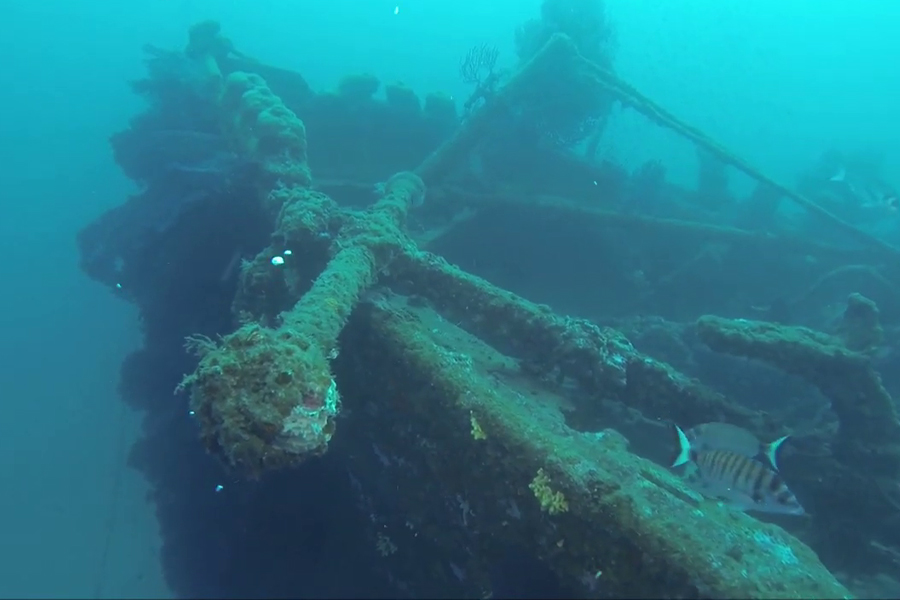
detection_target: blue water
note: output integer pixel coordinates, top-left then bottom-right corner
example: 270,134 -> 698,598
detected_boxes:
1,0 -> 899,597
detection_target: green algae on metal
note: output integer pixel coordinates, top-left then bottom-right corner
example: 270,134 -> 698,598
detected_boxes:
337,296 -> 851,598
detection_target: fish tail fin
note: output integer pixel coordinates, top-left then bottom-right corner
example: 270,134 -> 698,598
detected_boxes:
670,424 -> 692,467
763,435 -> 790,470
829,167 -> 847,182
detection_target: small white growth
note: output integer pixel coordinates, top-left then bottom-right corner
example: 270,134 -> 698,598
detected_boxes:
417,437 -> 437,451
449,562 -> 467,582
347,471 -> 362,493
579,570 -> 600,592
375,532 -> 397,556
372,443 -> 391,467
504,498 -> 522,520
457,494 -> 474,527
270,255 -> 285,266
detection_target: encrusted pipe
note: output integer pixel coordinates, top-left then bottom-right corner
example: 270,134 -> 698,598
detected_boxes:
181,172 -> 424,476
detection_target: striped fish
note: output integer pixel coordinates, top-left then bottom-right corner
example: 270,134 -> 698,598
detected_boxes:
671,422 -> 789,471
685,449 -> 805,515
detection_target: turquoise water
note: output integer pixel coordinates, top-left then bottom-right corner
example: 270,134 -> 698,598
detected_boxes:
1,1 -> 899,597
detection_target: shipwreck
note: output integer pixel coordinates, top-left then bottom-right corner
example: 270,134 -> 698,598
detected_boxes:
78,14 -> 900,599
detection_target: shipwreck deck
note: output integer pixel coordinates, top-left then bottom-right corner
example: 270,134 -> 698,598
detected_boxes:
333,294 -> 849,599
